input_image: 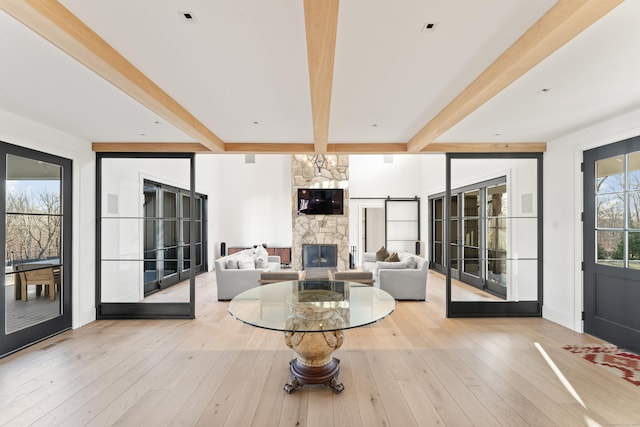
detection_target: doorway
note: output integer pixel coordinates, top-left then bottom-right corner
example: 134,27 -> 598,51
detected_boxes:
364,207 -> 384,252
1,143 -> 72,357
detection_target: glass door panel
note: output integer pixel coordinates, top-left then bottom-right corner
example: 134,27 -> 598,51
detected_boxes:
431,197 -> 444,271
5,156 -> 62,333
462,189 -> 481,285
450,195 -> 459,275
2,148 -> 71,357
485,183 -> 507,297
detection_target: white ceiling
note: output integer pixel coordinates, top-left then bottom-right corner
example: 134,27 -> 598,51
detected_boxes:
0,0 -> 638,153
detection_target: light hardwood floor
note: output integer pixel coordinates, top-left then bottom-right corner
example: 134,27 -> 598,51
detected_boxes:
1,270 -> 639,426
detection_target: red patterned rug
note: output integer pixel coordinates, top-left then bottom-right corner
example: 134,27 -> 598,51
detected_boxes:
563,344 -> 640,387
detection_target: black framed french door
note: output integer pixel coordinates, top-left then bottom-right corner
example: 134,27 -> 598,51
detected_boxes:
584,136 -> 640,354
143,180 -> 206,296
1,142 -> 72,357
430,177 -> 507,298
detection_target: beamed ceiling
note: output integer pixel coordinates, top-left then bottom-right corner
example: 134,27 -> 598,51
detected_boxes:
0,0 -> 638,155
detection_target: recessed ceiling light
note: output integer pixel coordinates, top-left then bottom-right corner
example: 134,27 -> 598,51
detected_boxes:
139,132 -> 146,136
179,11 -> 197,23
253,121 -> 259,125
372,124 -> 378,127
539,88 -> 552,93
421,22 -> 436,33
154,120 -> 162,125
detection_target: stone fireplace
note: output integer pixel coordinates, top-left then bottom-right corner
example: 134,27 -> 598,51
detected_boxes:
291,155 -> 349,271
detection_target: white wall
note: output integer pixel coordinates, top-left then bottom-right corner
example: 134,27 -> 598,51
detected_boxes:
544,107 -> 640,332
0,110 -> 96,328
204,154 -> 292,258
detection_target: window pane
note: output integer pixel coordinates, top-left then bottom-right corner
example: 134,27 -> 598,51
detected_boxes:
463,190 -> 479,216
628,192 -> 640,229
487,257 -> 507,286
628,232 -> 640,267
463,247 -> 479,276
596,193 -> 624,229
628,151 -> 640,192
434,198 -> 443,220
487,184 -> 507,217
596,230 -> 624,267
450,195 -> 458,217
450,219 -> 458,243
434,220 -> 442,241
463,219 -> 479,246
450,244 -> 458,270
596,155 -> 624,194
487,217 -> 507,252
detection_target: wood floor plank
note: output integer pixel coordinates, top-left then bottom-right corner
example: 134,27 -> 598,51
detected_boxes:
278,386 -> 309,427
348,350 -> 391,427
167,350 -> 242,426
194,350 -> 262,426
418,349 -> 501,427
365,349 -> 419,426
330,351 -> 362,427
396,378 -> 446,426
400,349 -> 474,427
249,350 -> 290,427
129,350 -> 226,427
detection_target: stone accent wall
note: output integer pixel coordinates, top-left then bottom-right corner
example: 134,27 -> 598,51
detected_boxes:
291,155 -> 349,271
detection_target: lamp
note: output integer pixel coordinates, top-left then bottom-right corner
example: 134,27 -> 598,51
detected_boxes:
309,154 -> 329,175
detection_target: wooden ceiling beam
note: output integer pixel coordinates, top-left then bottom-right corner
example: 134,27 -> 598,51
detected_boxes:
92,142 -> 213,153
223,143 -> 314,154
421,142 -> 546,153
93,141 -> 546,154
407,0 -> 623,153
304,0 -> 339,154
328,143 -> 407,154
0,0 -> 225,153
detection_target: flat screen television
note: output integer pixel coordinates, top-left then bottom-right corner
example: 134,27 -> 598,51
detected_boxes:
297,188 -> 344,215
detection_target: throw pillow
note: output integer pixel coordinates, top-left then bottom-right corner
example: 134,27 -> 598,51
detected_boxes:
225,258 -> 238,269
376,246 -> 389,261
384,252 -> 400,262
237,255 -> 255,270
255,254 -> 269,268
255,244 -> 268,257
404,256 -> 417,269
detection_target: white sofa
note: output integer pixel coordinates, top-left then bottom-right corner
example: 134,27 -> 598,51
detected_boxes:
214,246 -> 281,300
361,250 -> 428,300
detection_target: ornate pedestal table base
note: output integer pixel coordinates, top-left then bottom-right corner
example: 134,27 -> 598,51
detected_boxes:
283,329 -> 345,394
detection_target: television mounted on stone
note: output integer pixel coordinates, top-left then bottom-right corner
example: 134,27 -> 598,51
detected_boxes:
297,188 -> 344,215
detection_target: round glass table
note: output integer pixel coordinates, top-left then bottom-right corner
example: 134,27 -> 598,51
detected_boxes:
228,279 -> 396,394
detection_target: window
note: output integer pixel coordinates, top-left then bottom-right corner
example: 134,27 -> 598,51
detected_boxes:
595,151 -> 640,269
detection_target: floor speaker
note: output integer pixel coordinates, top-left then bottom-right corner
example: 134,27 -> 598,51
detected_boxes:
221,242 -> 226,256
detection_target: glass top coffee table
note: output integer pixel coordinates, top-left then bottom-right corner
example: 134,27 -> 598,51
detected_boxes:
228,280 -> 396,394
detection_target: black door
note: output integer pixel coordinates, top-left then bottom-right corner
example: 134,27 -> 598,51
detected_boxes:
584,136 -> 640,354
1,143 -> 72,357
